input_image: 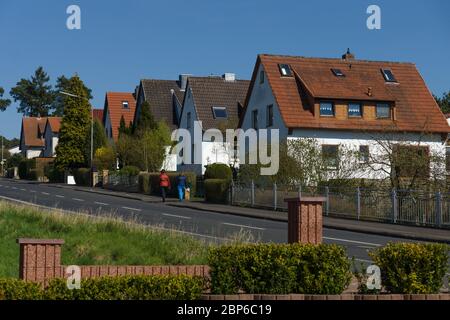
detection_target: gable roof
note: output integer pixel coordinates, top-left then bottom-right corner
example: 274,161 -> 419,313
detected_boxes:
20,117 -> 47,148
241,53 -> 449,134
104,92 -> 136,141
46,117 -> 62,134
183,76 -> 250,130
93,109 -> 104,123
136,79 -> 185,130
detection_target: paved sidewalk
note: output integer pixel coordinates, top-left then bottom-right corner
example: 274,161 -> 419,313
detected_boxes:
11,180 -> 450,244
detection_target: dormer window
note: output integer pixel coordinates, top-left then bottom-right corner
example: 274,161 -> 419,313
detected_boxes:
278,64 -> 292,77
381,69 -> 397,82
122,101 -> 129,109
331,68 -> 345,77
212,106 -> 228,119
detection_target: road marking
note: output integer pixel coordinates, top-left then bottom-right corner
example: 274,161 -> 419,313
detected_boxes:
30,190 -> 36,193
72,198 -> 84,202
122,206 -> 141,212
95,201 -> 109,206
222,222 -> 266,231
20,188 -> 26,191
41,192 -> 50,195
354,258 -> 372,263
323,237 -> 381,247
162,213 -> 191,220
4,186 -> 9,188
12,187 -> 17,190
56,195 -> 65,198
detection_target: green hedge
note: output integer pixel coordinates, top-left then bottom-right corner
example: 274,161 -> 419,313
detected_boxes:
204,163 -> 232,181
18,159 -> 35,180
0,275 -> 205,300
369,242 -> 449,294
204,179 -> 230,204
138,172 -> 197,197
119,166 -> 140,177
208,243 -> 351,294
45,164 -> 65,183
74,168 -> 91,186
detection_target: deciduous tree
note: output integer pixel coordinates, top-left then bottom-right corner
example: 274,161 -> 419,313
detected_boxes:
0,87 -> 11,111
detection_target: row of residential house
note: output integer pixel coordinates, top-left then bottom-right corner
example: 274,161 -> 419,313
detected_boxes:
19,50 -> 450,178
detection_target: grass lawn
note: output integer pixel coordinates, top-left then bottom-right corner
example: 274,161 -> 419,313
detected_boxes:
0,201 -> 210,278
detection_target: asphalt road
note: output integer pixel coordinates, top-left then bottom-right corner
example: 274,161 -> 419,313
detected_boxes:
0,178 -> 423,263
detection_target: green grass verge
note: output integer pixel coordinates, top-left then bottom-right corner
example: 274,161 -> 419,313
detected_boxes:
0,201 -> 209,278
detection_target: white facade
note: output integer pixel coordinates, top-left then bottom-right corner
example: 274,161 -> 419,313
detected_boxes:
177,86 -> 233,175
8,146 -> 20,155
43,127 -> 58,157
240,64 -> 447,180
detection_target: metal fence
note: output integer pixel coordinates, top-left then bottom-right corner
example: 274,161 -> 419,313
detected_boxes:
103,173 -> 140,193
231,182 -> 450,229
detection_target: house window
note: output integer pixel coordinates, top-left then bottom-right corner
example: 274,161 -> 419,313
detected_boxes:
187,112 -> 191,129
348,103 -> 362,117
266,104 -> 273,127
359,145 -> 369,163
278,64 -> 292,77
252,110 -> 258,130
260,70 -> 265,84
212,106 -> 228,119
122,101 -> 129,109
331,68 -> 345,77
376,103 -> 391,119
381,69 -> 397,82
320,102 -> 334,116
322,145 -> 339,169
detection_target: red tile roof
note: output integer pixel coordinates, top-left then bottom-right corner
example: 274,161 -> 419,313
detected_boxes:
93,109 -> 104,123
20,117 -> 47,147
242,54 -> 449,134
46,117 -> 62,133
104,92 -> 136,141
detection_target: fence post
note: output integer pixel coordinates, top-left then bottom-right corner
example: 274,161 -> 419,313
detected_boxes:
325,186 -> 329,216
391,188 -> 398,223
356,187 -> 361,220
435,191 -> 442,228
251,180 -> 255,207
273,183 -> 277,210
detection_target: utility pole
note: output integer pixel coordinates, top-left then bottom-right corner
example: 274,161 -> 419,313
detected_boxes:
1,135 -> 4,177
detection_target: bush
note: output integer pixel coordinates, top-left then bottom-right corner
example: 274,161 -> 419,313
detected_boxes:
27,169 -> 38,181
44,275 -> 205,300
0,278 -> 43,300
204,163 -> 232,181
208,243 -> 351,295
204,179 -> 230,204
18,159 -> 35,180
138,173 -> 151,194
369,242 -> 449,294
74,168 -> 91,186
119,165 -> 140,177
45,164 -> 65,183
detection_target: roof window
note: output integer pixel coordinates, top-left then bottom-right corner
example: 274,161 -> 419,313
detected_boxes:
331,68 -> 345,77
381,69 -> 397,82
278,64 -> 293,77
212,106 -> 228,119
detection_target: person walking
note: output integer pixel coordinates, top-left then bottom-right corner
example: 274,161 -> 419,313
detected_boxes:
159,169 -> 171,202
177,172 -> 187,201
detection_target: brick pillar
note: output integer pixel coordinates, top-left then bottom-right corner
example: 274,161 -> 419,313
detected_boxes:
284,197 -> 325,244
17,238 -> 64,286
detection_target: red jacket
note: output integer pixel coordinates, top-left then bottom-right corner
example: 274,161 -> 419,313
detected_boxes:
159,173 -> 171,187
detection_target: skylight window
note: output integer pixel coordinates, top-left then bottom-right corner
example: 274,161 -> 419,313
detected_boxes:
212,106 -> 228,119
331,68 -> 345,77
381,69 -> 397,82
278,64 -> 293,77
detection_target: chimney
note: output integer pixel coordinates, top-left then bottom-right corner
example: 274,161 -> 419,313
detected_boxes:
179,74 -> 192,91
223,73 -> 236,82
342,48 -> 355,61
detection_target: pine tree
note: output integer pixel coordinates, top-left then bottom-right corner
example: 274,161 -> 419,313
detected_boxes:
55,75 -> 92,170
134,101 -> 157,135
53,75 -> 93,116
118,115 -> 131,137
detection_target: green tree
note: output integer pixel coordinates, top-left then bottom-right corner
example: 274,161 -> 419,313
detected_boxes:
139,121 -> 171,172
116,133 -> 140,168
84,119 -> 108,162
9,67 -> 55,116
118,115 -> 132,137
434,91 -> 450,114
53,75 -> 93,116
93,146 -> 116,170
55,75 -> 92,170
134,101 -> 157,134
0,87 -> 11,111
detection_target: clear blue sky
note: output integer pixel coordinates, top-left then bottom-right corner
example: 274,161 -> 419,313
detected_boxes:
0,0 -> 449,139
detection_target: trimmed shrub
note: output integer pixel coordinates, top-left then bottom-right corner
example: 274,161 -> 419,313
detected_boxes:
18,159 -> 35,180
74,168 -> 91,186
208,243 -> 352,294
119,165 -> 140,177
45,164 -> 65,183
204,179 -> 230,204
44,275 -> 205,300
204,163 -> 232,181
0,278 -> 43,300
369,242 -> 449,294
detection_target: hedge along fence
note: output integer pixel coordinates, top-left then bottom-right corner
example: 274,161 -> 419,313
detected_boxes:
208,243 -> 352,295
18,158 -> 53,181
369,242 -> 449,294
0,275 -> 206,300
73,168 -> 91,186
138,172 -> 197,197
204,164 -> 232,203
